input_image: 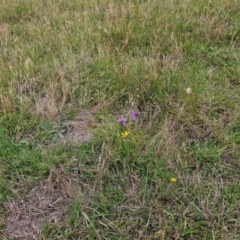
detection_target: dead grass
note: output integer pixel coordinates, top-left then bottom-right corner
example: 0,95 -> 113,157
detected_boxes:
59,101 -> 106,144
149,118 -> 180,159
3,167 -> 78,239
0,23 -> 11,39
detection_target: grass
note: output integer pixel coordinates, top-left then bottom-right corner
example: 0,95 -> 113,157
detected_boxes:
1,0 -> 240,239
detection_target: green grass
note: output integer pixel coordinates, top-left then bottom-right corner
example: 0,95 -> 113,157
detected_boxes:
1,0 -> 240,239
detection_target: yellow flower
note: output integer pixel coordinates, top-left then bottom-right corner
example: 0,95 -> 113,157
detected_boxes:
131,4 -> 135,9
121,131 -> 129,138
170,177 -> 177,183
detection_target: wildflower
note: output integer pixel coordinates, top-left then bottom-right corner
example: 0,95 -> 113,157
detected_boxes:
130,110 -> 140,120
170,177 -> 177,182
186,87 -> 192,94
121,131 -> 130,138
117,116 -> 127,126
131,4 -> 135,8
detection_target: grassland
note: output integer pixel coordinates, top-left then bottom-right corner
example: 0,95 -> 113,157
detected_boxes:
1,0 -> 240,239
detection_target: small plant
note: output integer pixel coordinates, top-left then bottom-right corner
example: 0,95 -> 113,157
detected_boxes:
117,110 -> 140,138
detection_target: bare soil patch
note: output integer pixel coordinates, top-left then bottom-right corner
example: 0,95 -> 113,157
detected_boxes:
3,167 -> 79,240
59,102 -> 106,144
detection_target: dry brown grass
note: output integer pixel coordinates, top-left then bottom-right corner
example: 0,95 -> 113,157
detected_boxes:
4,167 -> 78,239
149,118 -> 180,159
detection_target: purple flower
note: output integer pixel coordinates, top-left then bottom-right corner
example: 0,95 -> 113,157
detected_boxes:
117,116 -> 127,126
130,110 -> 140,120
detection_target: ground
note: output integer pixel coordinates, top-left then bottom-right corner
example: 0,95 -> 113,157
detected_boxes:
1,0 -> 240,239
